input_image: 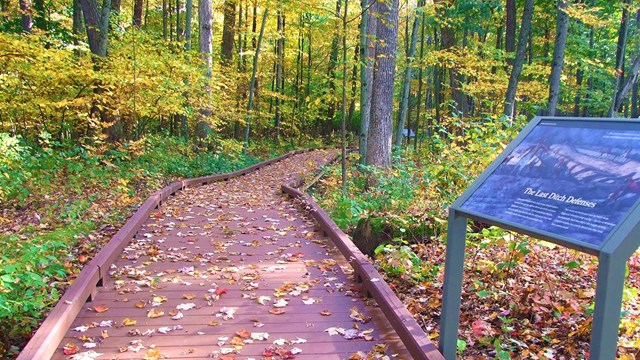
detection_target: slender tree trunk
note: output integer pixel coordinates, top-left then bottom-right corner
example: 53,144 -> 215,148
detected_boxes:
546,0 -> 569,116
347,42 -> 359,129
73,0 -> 83,36
176,0 -> 181,41
274,8 -> 284,143
199,0 -> 212,78
395,0 -> 423,146
366,0 -> 399,167
574,68 -> 583,116
359,0 -> 376,163
20,0 -> 33,32
505,0 -> 515,64
340,0 -> 348,190
222,0 -> 237,64
162,0 -> 168,40
437,0 -> 467,117
133,0 -> 143,27
503,0 -> 533,117
613,53 -> 640,113
243,8 -> 268,154
610,0 -> 632,116
325,0 -> 341,137
237,1 -> 244,71
414,7 -> 426,150
184,0 -> 192,49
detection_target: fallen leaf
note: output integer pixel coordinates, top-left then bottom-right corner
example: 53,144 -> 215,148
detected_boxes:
147,308 -> 164,318
269,308 -> 286,315
182,293 -> 197,300
320,310 -> 332,316
91,305 -> 109,313
122,318 -> 137,326
63,343 -> 79,355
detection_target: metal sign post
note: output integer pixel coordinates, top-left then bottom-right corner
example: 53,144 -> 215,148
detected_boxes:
439,117 -> 640,360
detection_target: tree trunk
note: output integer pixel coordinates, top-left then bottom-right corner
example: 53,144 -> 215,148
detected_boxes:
221,0 -> 236,65
359,0 -> 376,163
274,8 -> 284,143
79,0 -> 111,57
505,0 -> 515,63
162,0 -> 167,40
414,7 -> 426,150
366,0 -> 399,168
133,0 -> 143,27
19,0 -> 33,32
437,0 -> 467,117
613,52 -> 640,113
176,0 -> 181,41
237,1 -> 244,71
73,0 -> 83,36
325,0 -> 341,137
609,0 -> 632,116
199,0 -> 212,78
395,0 -> 423,146
340,0 -> 348,190
546,0 -> 569,116
184,0 -> 192,49
243,8 -> 268,154
503,0 -> 533,117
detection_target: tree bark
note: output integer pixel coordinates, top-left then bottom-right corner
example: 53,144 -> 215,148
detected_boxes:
20,0 -> 33,32
613,52 -> 640,113
359,0 -> 376,163
221,0 -> 237,65
505,0 -> 516,62
133,0 -> 143,27
184,0 -> 192,49
325,0 -> 341,137
546,0 -> 569,116
366,0 -> 399,168
243,8 -> 268,154
610,0 -> 632,116
274,8 -> 284,143
79,0 -> 111,57
199,0 -> 212,78
162,0 -> 168,40
395,0 -> 423,146
340,0 -> 348,190
414,7 -> 426,150
503,0 -> 533,117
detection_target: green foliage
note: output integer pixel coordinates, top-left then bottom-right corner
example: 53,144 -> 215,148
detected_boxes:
0,222 -> 94,352
374,242 -> 439,283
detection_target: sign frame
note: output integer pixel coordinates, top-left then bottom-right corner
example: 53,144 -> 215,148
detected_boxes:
439,116 -> 640,360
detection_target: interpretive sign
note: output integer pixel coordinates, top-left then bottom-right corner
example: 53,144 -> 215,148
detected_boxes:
439,117 -> 640,360
459,119 -> 640,250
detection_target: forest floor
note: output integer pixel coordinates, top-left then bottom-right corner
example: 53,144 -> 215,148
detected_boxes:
313,151 -> 640,360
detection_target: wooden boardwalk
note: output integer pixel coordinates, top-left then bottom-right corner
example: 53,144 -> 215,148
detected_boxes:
20,150 -> 443,360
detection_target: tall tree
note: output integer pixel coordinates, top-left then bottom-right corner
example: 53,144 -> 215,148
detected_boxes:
221,0 -> 237,65
505,0 -> 516,60
199,0 -> 212,78
340,0 -> 348,190
243,8 -> 268,154
79,0 -> 111,57
325,0 -> 341,137
359,0 -> 376,163
366,0 -> 399,167
503,0 -> 533,117
395,0 -> 424,146
133,0 -> 143,27
546,0 -> 569,116
609,0 -> 632,116
20,0 -> 32,32
184,0 -> 192,49
274,7 -> 284,142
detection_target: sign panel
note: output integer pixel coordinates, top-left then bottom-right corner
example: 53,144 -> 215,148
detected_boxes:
459,119 -> 640,248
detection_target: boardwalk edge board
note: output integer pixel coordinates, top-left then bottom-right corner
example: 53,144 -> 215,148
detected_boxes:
281,184 -> 445,360
18,148 -> 315,360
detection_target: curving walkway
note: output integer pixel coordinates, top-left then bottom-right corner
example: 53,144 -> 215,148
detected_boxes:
49,150 -> 415,360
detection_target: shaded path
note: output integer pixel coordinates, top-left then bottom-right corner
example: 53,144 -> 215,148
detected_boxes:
52,150 -> 411,360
